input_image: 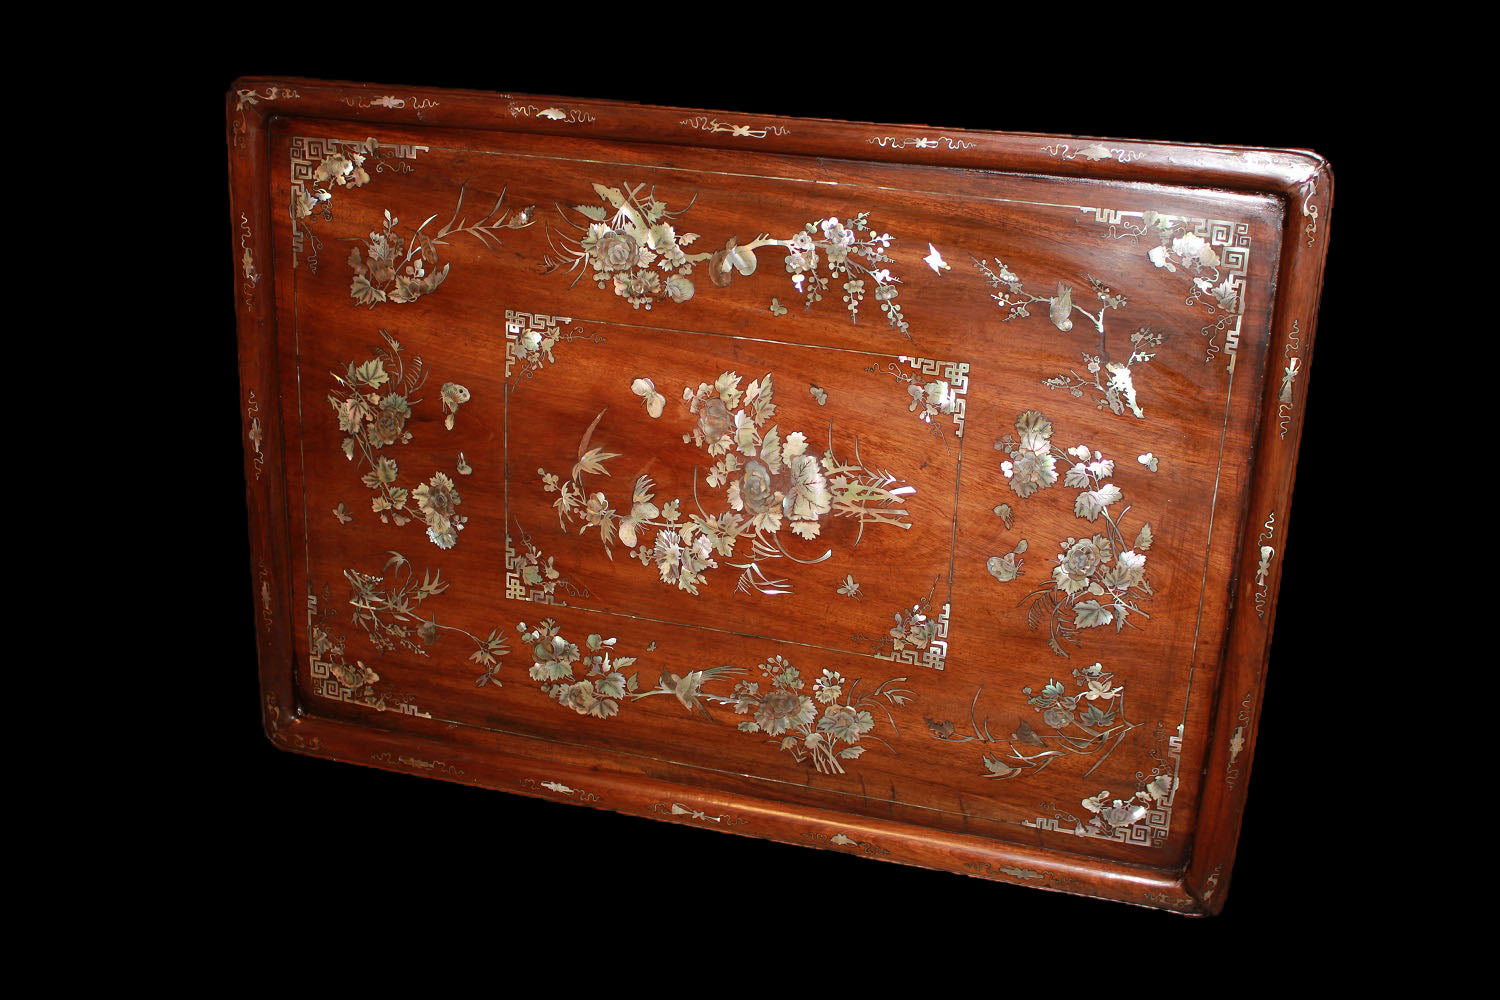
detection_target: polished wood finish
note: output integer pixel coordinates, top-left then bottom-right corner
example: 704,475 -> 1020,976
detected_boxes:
227,76 -> 1332,914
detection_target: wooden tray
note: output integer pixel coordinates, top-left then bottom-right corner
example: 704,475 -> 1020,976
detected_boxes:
227,76 -> 1332,914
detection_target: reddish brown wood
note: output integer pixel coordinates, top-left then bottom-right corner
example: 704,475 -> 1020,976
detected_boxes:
227,76 -> 1332,914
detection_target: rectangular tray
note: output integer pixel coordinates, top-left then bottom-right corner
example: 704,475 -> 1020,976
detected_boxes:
227,76 -> 1332,914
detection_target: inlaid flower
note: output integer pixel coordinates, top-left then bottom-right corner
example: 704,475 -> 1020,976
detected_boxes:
755,687 -> 818,736
529,633 -> 580,682
816,702 -> 872,743
736,459 -> 777,514
820,217 -> 855,247
613,270 -> 661,305
414,472 -> 461,520
814,669 -> 846,703
556,681 -> 599,715
366,395 -> 410,447
593,229 -> 638,272
664,275 -> 695,303
695,397 -> 734,443
1061,537 -> 1103,578
1042,706 -> 1074,729
1006,448 -> 1057,499
328,658 -> 379,690
1053,537 -> 1103,594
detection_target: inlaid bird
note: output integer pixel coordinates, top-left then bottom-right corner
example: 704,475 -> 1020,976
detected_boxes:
1048,282 -> 1074,332
638,665 -> 747,718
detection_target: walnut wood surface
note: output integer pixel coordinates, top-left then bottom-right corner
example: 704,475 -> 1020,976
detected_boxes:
227,76 -> 1332,914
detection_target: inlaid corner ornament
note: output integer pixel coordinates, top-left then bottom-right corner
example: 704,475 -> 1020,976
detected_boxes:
232,85 -> 300,149
505,521 -> 589,607
290,136 -> 427,272
504,310 -> 605,385
990,411 -> 1155,657
1025,722 -> 1181,848
865,356 -> 970,446
1080,208 -> 1250,368
542,183 -> 914,339
1299,172 -> 1322,248
265,695 -> 324,751
309,588 -> 430,718
539,371 -> 914,598
851,580 -> 951,671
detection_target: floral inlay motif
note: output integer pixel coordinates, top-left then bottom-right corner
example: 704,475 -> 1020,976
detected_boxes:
344,551 -> 509,687
729,659 -> 912,774
516,619 -> 642,719
993,411 -> 1155,657
330,331 -> 470,549
925,661 -> 1140,780
974,257 -> 1163,419
540,372 -> 913,597
542,183 -> 913,338
347,186 -> 534,308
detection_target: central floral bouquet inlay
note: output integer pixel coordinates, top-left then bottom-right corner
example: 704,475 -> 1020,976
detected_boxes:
539,370 -> 913,596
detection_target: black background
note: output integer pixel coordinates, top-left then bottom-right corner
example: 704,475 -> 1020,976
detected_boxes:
172,29 -> 1387,962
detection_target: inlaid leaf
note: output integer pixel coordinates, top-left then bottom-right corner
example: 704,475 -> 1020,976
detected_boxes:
1074,600 -> 1114,629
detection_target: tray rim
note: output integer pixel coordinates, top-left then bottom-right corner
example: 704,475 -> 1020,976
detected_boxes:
227,75 -> 1334,915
